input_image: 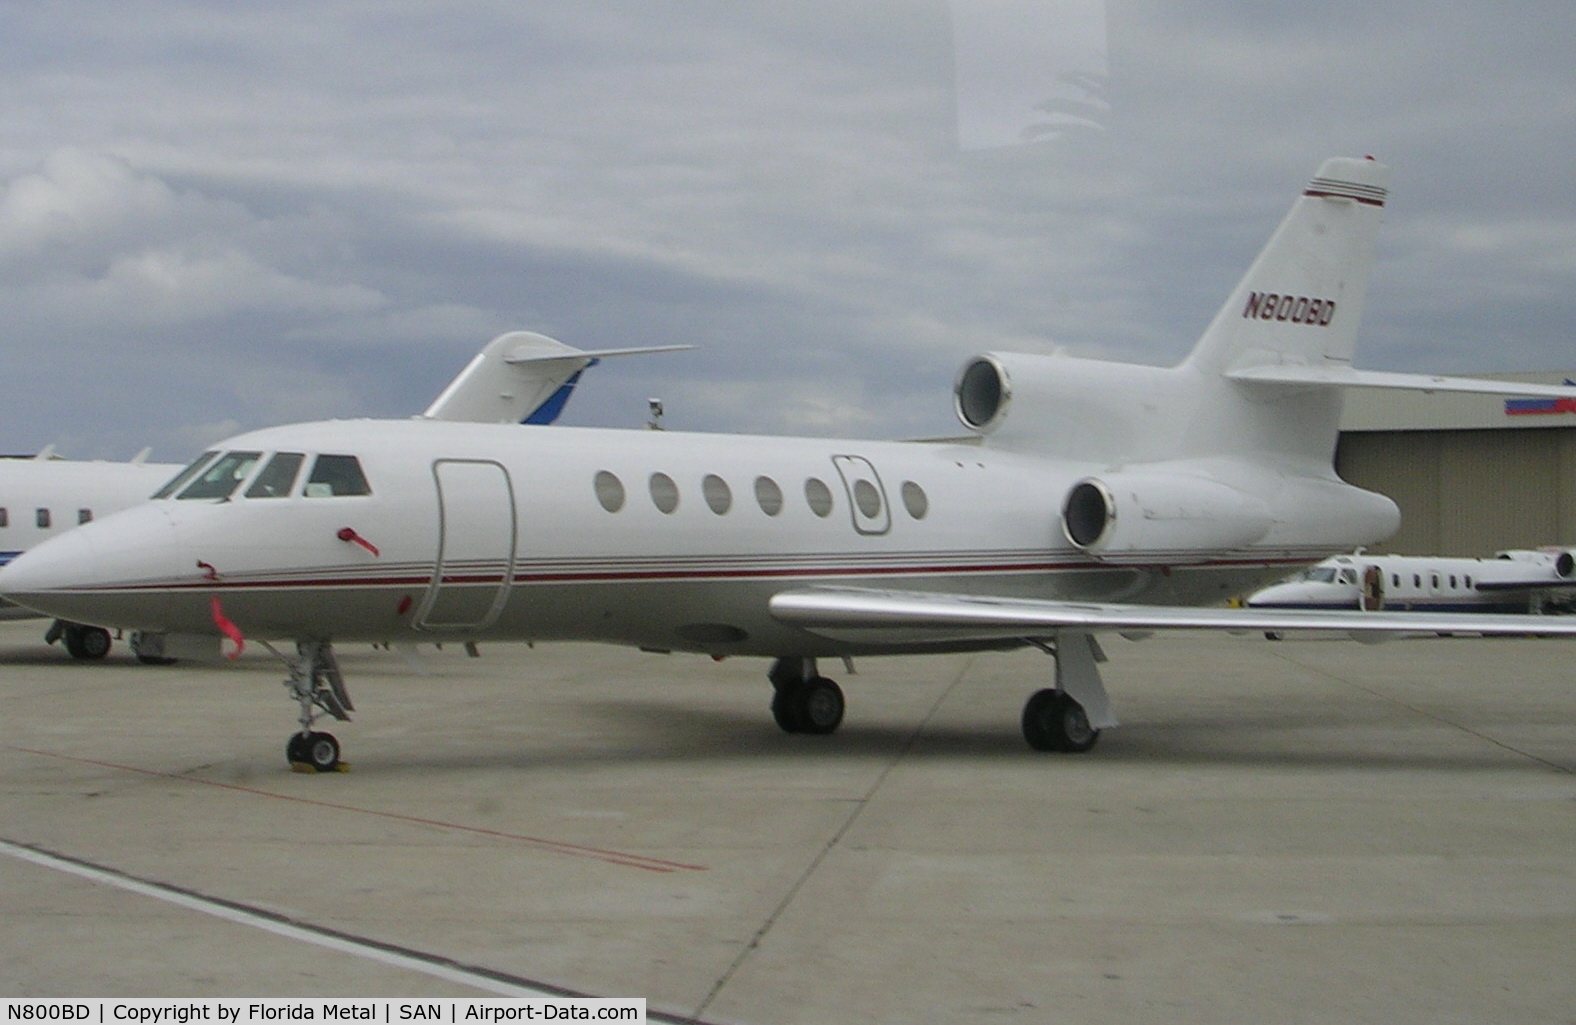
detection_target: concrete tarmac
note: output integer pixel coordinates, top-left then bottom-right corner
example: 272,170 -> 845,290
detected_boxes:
2,619 -> 1574,1023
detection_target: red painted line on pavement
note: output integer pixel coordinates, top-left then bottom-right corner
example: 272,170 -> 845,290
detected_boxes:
6,744 -> 706,875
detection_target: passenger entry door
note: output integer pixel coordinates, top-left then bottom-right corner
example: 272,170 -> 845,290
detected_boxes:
832,455 -> 890,536
417,459 -> 517,630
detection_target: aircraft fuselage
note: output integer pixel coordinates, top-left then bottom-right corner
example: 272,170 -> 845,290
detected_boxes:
0,417 -> 1376,658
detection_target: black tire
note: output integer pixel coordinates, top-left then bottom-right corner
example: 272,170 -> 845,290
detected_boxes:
1022,689 -> 1100,753
771,688 -> 803,733
796,677 -> 845,735
286,731 -> 341,772
305,732 -> 341,772
64,624 -> 112,660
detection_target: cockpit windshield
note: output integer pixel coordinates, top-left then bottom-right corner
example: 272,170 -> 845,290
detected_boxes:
302,454 -> 372,497
152,451 -> 219,499
176,451 -> 262,500
1303,566 -> 1338,583
245,452 -> 305,498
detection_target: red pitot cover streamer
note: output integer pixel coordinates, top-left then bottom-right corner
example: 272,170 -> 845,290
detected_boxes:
210,595 -> 245,660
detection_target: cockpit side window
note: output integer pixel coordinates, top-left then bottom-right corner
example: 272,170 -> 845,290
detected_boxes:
177,451 -> 262,501
303,454 -> 372,497
153,451 -> 219,499
245,452 -> 305,499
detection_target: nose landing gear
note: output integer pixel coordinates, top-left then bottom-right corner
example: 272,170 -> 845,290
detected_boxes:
280,640 -> 353,772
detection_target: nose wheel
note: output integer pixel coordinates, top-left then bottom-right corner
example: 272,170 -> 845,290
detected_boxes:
279,640 -> 352,772
287,730 -> 343,773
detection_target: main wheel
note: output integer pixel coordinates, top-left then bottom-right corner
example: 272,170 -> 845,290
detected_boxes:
64,624 -> 112,660
1021,689 -> 1100,753
771,677 -> 845,735
796,676 -> 845,735
771,688 -> 803,732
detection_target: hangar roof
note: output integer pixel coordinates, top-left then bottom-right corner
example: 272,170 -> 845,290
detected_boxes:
1339,371 -> 1576,431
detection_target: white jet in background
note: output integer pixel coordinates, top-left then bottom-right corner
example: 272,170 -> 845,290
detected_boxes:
1248,548 -> 1576,615
8,157 -> 1576,772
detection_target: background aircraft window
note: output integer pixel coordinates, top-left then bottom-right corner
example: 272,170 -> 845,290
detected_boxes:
804,477 -> 834,518
594,471 -> 625,512
303,454 -> 371,497
1450,575 -> 1458,589
0,508 -> 8,528
77,509 -> 92,524
1391,573 -> 1400,587
1431,574 -> 1439,588
1465,575 -> 1473,588
246,452 -> 305,498
702,474 -> 732,515
649,472 -> 679,514
152,451 -> 219,499
901,481 -> 929,520
1414,574 -> 1421,587
35,508 -> 50,529
754,476 -> 783,516
179,451 -> 262,500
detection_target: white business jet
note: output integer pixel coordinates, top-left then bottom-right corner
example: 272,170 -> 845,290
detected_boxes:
7,157 -> 1576,771
1249,548 -> 1576,615
0,332 -> 675,660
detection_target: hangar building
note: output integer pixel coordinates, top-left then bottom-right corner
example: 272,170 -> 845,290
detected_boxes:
1335,372 -> 1576,555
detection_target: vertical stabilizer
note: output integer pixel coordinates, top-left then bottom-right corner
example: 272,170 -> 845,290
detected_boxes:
1184,157 -> 1388,376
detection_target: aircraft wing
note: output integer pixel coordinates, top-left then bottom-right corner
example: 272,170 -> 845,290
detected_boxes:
768,586 -> 1576,646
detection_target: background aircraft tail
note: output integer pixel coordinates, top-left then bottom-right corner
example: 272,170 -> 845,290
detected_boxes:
421,331 -> 692,425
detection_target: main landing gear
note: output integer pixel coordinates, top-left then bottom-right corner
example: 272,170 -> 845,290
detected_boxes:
768,656 -> 845,735
45,620 -> 113,660
280,640 -> 353,772
1019,632 -> 1118,753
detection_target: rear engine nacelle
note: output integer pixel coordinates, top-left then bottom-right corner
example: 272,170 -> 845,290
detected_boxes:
1061,474 -> 1273,564
953,351 -> 1180,462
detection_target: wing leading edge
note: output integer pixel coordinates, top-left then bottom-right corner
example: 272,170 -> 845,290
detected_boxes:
768,586 -> 1576,646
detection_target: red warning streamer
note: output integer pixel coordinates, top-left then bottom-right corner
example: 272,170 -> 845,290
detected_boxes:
210,595 -> 245,660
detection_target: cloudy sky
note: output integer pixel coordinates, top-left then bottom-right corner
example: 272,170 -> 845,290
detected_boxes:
2,1 -> 1573,461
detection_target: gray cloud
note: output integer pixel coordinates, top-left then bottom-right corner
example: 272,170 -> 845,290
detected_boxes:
1,1 -> 1573,459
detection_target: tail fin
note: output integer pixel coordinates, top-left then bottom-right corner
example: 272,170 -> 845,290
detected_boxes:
1184,157 -> 1388,376
421,331 -> 693,425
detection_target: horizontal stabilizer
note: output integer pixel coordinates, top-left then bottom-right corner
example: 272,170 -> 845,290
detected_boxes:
505,343 -> 693,365
769,586 -> 1576,647
1227,364 -> 1576,398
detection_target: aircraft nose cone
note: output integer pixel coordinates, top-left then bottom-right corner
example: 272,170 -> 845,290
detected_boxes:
0,505 -> 176,627
0,527 -> 100,610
